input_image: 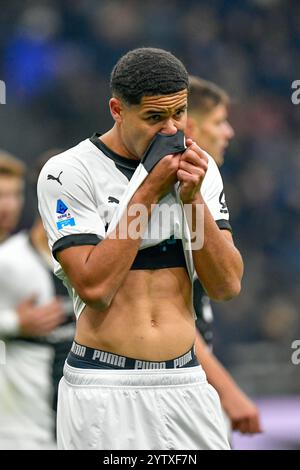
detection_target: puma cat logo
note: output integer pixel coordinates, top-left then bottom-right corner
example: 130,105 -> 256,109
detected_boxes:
108,196 -> 119,204
47,171 -> 63,185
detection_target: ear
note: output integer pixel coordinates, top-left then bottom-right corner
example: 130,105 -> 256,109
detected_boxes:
109,97 -> 124,124
185,116 -> 198,139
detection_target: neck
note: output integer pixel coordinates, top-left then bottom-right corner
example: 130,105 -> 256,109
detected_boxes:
0,231 -> 8,243
100,125 -> 139,160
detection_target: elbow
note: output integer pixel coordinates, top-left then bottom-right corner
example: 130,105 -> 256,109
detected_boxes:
78,285 -> 113,311
209,279 -> 242,302
220,280 -> 241,301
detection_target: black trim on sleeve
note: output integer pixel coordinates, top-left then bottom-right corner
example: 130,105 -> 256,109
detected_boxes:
52,234 -> 102,260
216,219 -> 232,232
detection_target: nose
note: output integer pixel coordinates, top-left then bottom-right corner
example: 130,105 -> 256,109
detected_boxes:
225,121 -> 235,140
160,118 -> 178,136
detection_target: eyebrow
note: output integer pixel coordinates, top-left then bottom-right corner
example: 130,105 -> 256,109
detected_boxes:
143,105 -> 187,116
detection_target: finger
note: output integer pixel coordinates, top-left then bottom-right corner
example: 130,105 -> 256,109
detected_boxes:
239,416 -> 256,434
233,418 -> 250,434
47,299 -> 63,309
46,306 -> 64,317
187,141 -> 207,155
36,309 -> 64,325
181,153 -> 208,169
39,316 -> 64,332
47,317 -> 64,329
181,148 -> 208,166
35,307 -> 60,318
45,310 -> 64,323
177,167 -> 206,185
248,414 -> 263,434
179,160 -> 207,175
185,138 -> 194,147
184,138 -> 205,154
177,169 -> 200,184
231,419 -> 240,432
41,303 -> 64,315
37,325 -> 58,336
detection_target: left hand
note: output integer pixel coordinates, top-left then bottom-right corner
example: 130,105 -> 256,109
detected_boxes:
178,138 -> 208,204
221,389 -> 263,434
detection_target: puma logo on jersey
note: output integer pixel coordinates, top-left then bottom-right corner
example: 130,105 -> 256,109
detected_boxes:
219,190 -> 228,214
47,171 -> 63,185
108,196 -> 119,204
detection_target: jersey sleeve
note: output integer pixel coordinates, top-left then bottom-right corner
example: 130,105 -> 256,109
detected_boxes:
200,154 -> 232,232
37,156 -> 106,260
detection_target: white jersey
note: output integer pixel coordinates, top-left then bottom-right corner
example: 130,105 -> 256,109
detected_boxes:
37,134 -> 231,320
0,232 -> 74,449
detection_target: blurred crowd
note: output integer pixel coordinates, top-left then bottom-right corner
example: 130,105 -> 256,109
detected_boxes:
0,0 -> 300,392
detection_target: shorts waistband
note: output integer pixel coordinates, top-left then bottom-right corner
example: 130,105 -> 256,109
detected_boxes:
67,341 -> 198,370
63,362 -> 206,387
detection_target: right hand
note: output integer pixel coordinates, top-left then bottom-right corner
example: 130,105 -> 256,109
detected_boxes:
17,295 -> 64,337
139,153 -> 181,201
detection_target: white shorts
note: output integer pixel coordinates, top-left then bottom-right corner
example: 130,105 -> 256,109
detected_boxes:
57,363 -> 230,450
0,437 -> 56,450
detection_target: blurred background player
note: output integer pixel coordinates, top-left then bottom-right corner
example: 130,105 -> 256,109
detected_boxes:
33,150 -> 76,419
0,151 -> 25,243
0,150 -> 74,450
187,76 -> 262,435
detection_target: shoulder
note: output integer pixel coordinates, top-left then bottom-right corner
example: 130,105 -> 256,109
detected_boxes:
38,140 -> 89,180
37,139 -> 100,196
0,232 -> 27,256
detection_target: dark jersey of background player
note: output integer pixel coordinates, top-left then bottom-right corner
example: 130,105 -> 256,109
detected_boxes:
187,76 -> 262,435
188,77 -> 234,347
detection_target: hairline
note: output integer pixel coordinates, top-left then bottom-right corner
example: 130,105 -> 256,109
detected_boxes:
113,88 -> 188,109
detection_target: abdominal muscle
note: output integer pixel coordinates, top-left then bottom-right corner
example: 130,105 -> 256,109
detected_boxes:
75,267 -> 196,361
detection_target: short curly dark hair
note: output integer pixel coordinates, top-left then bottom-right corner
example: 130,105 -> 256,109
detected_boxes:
110,47 -> 189,105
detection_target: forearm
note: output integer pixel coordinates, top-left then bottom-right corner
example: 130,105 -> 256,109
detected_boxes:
186,193 -> 243,300
195,332 -> 262,433
195,331 -> 243,400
